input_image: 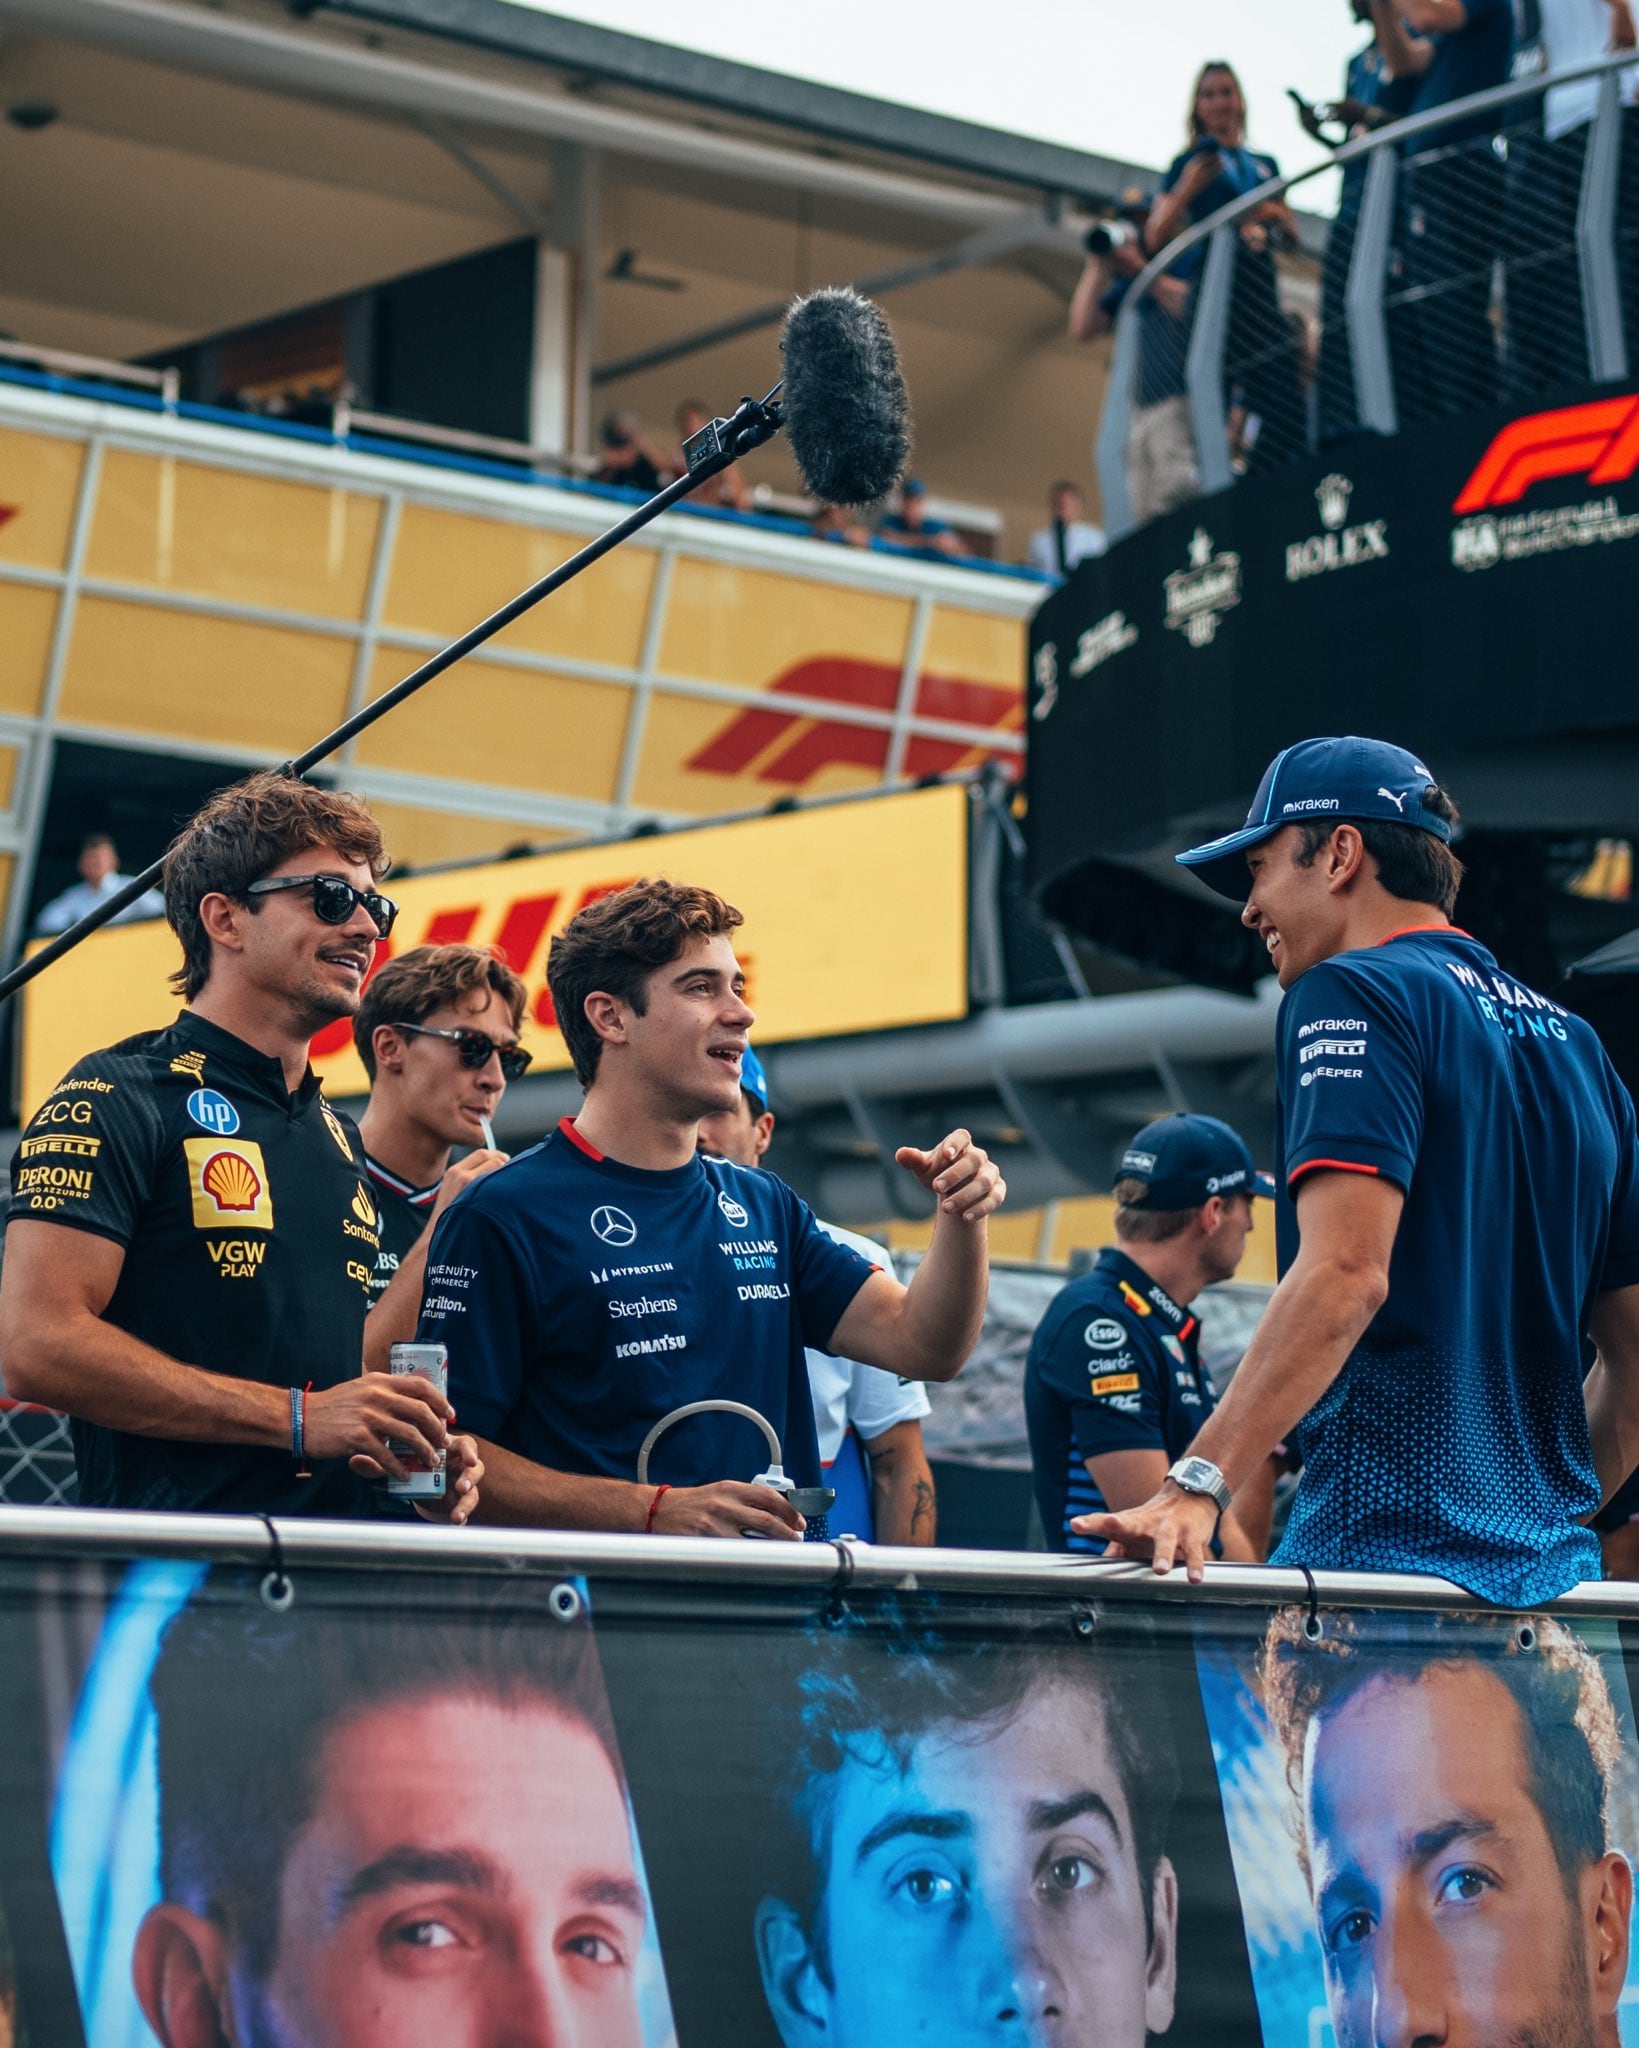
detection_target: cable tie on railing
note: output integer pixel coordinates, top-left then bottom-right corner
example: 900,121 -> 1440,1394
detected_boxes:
259,1513 -> 294,1612
825,1536 -> 857,1628
1299,1563 -> 1322,1642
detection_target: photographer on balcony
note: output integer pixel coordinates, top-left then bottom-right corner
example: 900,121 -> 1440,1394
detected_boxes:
1147,62 -> 1307,475
1370,0 -> 1514,419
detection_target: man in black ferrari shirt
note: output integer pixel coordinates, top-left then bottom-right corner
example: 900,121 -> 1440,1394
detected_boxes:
352,943 -> 525,1370
0,772 -> 479,1520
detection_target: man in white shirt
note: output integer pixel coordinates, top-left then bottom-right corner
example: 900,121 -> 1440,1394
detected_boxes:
1026,481 -> 1107,581
695,1045 -> 936,1544
33,833 -> 164,935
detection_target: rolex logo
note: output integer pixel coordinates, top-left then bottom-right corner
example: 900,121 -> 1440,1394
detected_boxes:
1316,473 -> 1353,532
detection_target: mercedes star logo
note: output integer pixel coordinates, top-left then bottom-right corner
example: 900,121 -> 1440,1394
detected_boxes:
590,1205 -> 638,1247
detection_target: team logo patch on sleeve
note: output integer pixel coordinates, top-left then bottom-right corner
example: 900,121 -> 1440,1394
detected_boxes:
1090,1372 -> 1142,1398
320,1101 -> 355,1161
1117,1281 -> 1153,1317
184,1139 -> 275,1230
1084,1318 -> 1129,1351
186,1088 -> 240,1136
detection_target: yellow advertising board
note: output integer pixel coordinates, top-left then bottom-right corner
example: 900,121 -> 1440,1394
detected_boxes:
19,783 -> 969,1115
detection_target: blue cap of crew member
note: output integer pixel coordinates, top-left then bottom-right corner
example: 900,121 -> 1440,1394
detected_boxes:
1176,736 -> 1452,901
739,1043 -> 770,1115
1117,1113 -> 1276,1209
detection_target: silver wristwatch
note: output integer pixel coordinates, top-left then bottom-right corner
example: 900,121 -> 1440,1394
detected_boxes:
1166,1456 -> 1231,1514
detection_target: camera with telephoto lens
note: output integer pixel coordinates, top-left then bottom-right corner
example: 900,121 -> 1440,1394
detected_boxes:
1084,217 -> 1141,258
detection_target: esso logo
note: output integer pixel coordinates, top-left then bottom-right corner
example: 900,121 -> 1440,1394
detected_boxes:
1084,1319 -> 1127,1351
187,1088 -> 241,1136
590,1206 -> 638,1247
717,1191 -> 749,1228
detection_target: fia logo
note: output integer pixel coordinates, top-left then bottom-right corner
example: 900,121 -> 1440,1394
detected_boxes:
590,1206 -> 638,1247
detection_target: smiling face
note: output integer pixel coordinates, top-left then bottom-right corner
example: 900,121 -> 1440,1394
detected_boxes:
1194,66 -> 1245,143
379,984 -> 520,1150
246,1695 -> 647,2048
766,1676 -> 1175,2048
235,847 -> 384,1035
610,932 -> 754,1121
1241,826 -> 1350,989
1303,1665 -> 1617,2048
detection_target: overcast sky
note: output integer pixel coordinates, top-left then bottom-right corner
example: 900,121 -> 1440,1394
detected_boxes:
507,2 -> 1368,191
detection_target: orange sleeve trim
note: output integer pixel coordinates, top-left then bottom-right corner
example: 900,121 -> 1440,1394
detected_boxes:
1288,1158 -> 1382,1186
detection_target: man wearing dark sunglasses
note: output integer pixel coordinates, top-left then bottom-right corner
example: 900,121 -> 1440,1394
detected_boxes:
0,772 -> 481,1523
353,944 -> 528,1370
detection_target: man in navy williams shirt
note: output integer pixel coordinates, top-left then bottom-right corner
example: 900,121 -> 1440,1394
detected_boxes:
1080,737 -> 1639,1602
417,879 -> 1005,1538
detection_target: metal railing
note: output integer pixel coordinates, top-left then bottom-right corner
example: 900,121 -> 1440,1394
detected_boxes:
1098,50 -> 1639,539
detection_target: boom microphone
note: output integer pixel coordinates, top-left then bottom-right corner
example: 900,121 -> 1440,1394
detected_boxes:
779,286 -> 911,507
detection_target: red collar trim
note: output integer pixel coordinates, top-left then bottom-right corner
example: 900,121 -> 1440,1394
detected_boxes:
557,1115 -> 605,1163
1378,924 -> 1468,947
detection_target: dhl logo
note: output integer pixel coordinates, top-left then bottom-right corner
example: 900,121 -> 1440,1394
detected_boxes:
1453,396 -> 1639,513
685,659 -> 1021,789
308,877 -> 639,1058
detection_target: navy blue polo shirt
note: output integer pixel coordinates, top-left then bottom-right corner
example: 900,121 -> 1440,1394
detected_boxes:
1024,1248 -> 1217,1553
1160,145 -> 1280,280
1408,0 -> 1513,136
1273,928 -> 1639,1602
417,1119 -> 875,1492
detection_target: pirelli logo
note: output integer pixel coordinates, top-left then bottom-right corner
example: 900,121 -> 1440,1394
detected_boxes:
1090,1373 -> 1141,1397
19,1134 -> 100,1160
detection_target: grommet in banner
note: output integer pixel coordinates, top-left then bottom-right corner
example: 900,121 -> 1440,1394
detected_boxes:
258,1514 -> 293,1612
1071,1602 -> 1098,1640
548,1581 -> 584,1624
1515,1622 -> 1537,1652
1299,1564 -> 1322,1642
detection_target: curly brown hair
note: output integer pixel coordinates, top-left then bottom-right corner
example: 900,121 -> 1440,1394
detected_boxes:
1260,1606 -> 1621,1892
163,773 -> 387,1001
352,944 -> 528,1079
546,877 -> 743,1088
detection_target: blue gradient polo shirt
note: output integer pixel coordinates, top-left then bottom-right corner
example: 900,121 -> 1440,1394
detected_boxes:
418,1119 -> 876,1492
1273,928 -> 1639,1601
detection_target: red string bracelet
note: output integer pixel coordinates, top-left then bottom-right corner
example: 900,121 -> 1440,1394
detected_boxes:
643,1483 -> 671,1533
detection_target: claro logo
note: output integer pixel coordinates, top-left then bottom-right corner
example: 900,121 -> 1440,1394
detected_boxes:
1453,396 -> 1639,513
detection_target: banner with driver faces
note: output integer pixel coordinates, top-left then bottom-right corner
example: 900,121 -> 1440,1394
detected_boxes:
3,1554 -> 1639,2047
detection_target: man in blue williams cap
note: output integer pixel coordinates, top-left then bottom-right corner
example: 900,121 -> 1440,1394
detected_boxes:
1078,735 -> 1639,1603
1024,1113 -> 1275,1558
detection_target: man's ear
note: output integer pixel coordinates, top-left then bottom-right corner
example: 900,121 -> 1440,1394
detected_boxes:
1326,824 -> 1369,892
753,1111 -> 776,1163
1588,1850 -> 1632,2022
1145,1855 -> 1180,2037
133,1903 -> 238,2048
371,1022 -> 404,1075
196,893 -> 248,957
755,1896 -> 831,2048
582,990 -> 629,1052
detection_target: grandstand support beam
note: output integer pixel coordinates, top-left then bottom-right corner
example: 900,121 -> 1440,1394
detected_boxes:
414,111 -> 551,235
1346,146 -> 1399,437
1184,225 -> 1235,498
590,207 -> 1063,389
1577,69 -> 1629,386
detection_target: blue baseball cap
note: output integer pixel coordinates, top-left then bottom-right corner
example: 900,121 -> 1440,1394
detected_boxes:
739,1043 -> 770,1114
1176,736 -> 1450,902
1116,1114 -> 1276,1209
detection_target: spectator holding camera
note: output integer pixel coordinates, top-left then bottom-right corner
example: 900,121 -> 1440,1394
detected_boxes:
594,410 -> 667,494
1148,62 -> 1307,472
1069,191 -> 1200,524
1026,481 -> 1106,580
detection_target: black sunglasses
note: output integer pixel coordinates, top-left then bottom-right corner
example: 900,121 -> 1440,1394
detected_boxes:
246,872 -> 399,938
390,1022 -> 532,1082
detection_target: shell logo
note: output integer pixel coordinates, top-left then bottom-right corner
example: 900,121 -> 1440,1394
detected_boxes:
202,1150 -> 262,1213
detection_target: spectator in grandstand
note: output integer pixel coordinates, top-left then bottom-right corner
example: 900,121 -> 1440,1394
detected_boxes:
352,945 -> 523,1369
0,773 -> 480,1521
671,397 -> 750,510
696,1044 -> 936,1545
877,478 -> 962,557
1080,736 -> 1639,1603
1371,0 -> 1515,419
811,502 -> 872,547
1147,62 -> 1307,474
1504,0 -> 1638,396
134,1573 -> 654,2048
1261,1607 -> 1632,2048
595,409 -> 667,494
32,831 -> 163,935
1025,480 -> 1107,580
1069,193 -> 1201,523
415,879 -> 1003,1536
1024,1113 -> 1274,1559
755,1606 -> 1183,2048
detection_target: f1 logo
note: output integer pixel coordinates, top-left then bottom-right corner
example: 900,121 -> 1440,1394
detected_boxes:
1453,395 -> 1639,513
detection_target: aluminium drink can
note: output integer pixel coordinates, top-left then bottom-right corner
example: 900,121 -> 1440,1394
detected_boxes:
386,1342 -> 448,1499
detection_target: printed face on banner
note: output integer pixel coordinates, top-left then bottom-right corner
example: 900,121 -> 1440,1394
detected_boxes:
1199,1609 -> 1639,2048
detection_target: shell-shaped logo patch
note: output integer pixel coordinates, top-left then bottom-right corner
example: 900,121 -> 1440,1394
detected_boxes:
184,1138 -> 275,1231
352,1183 -> 376,1227
321,1101 -> 355,1161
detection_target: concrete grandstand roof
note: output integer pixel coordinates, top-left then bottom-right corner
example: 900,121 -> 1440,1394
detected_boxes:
325,0 -> 1150,203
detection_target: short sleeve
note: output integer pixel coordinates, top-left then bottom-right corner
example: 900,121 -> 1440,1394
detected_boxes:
1279,961 -> 1424,1194
7,1060 -> 163,1247
418,1197 -> 535,1442
845,1359 -> 931,1440
787,1191 -> 877,1351
1033,1308 -> 1165,1459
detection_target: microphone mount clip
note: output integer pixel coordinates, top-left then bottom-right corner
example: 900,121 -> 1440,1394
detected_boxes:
683,384 -> 786,474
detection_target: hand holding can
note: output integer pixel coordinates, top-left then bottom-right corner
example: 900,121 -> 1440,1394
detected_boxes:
386,1343 -> 448,1499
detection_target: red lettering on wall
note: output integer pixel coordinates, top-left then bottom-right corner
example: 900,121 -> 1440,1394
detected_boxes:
1453,395 -> 1639,512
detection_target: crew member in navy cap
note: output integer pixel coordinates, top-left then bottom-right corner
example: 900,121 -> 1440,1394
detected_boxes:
1025,1113 -> 1275,1558
1078,736 -> 1639,1604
